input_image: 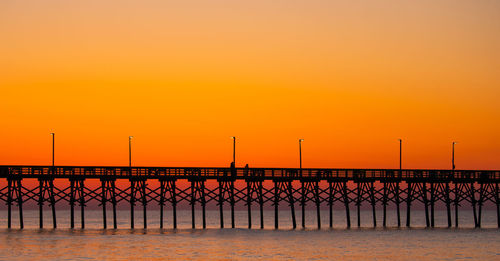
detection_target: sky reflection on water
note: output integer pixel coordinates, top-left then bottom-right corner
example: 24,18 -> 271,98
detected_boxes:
0,210 -> 498,260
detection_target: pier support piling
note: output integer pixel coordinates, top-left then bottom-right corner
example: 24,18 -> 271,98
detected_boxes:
37,178 -> 57,229
273,179 -> 296,229
190,177 -> 206,229
245,178 -> 264,229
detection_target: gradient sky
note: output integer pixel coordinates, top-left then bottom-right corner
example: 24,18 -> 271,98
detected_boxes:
1,1 -> 499,169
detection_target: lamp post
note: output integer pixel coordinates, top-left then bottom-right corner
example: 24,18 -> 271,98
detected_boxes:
50,133 -> 55,167
397,138 -> 402,227
299,139 -> 304,171
399,139 -> 402,171
231,136 -> 236,165
452,141 -> 457,171
129,136 -> 133,168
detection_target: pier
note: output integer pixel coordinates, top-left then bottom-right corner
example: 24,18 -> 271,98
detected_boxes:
0,165 -> 498,229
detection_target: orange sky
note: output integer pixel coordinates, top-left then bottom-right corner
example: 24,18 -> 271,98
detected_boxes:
0,1 -> 499,170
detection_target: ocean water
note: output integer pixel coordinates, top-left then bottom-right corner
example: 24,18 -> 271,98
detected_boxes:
0,209 -> 498,260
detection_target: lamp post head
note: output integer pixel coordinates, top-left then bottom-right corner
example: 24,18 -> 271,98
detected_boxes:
129,136 -> 133,139
299,139 -> 304,142
50,133 -> 55,135
231,136 -> 235,139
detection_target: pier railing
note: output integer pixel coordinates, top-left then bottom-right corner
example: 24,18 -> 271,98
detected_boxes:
0,165 -> 498,181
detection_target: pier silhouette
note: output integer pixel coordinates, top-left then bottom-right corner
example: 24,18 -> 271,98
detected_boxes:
0,165 -> 498,229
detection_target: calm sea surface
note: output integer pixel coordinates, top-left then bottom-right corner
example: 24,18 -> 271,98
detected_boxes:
0,209 -> 498,260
